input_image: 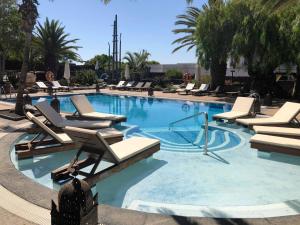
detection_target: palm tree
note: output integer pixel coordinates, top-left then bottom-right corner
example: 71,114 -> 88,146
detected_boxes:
15,0 -> 38,115
172,6 -> 201,53
260,0 -> 300,11
33,18 -> 79,77
123,50 -> 151,80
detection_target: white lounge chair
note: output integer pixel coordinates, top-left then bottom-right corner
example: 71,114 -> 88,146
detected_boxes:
52,81 -> 70,91
253,126 -> 300,138
52,126 -> 160,185
15,112 -> 124,159
250,134 -> 300,156
123,81 -> 135,90
176,83 -> 195,95
115,81 -> 127,89
236,102 -> 300,127
108,81 -> 126,90
190,84 -> 209,95
213,97 -> 255,121
34,101 -> 112,129
36,81 -> 58,91
70,95 -> 127,123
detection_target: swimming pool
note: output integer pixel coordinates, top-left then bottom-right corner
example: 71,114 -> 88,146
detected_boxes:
11,94 -> 300,218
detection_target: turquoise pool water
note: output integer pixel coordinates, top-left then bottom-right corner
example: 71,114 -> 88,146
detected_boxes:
10,94 -> 300,218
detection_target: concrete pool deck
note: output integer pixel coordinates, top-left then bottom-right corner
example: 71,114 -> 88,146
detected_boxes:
0,90 -> 300,224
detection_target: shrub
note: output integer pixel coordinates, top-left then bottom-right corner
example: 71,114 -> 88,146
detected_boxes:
165,69 -> 183,80
74,70 -> 97,86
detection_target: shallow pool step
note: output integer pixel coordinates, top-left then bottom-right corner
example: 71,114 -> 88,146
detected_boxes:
128,130 -> 233,152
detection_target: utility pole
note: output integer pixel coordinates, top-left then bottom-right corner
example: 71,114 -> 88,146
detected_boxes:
119,33 -> 122,76
112,15 -> 118,81
108,42 -> 111,73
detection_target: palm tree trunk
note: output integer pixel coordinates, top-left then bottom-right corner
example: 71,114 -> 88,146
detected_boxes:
15,32 -> 32,115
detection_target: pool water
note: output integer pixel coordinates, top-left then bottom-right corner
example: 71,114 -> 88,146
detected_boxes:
11,94 -> 300,218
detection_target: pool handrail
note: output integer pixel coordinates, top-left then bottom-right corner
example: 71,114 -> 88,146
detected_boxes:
169,112 -> 209,155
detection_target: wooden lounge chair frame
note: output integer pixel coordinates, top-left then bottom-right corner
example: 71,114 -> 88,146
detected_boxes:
52,128 -> 160,186
251,141 -> 300,156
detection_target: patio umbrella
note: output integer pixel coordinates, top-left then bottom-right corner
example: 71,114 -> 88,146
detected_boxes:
95,61 -> 99,71
125,64 -> 130,80
64,61 -> 71,83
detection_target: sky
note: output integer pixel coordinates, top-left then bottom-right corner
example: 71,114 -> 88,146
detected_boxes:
37,0 -> 206,64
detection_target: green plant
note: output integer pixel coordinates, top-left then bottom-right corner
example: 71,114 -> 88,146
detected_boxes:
74,70 -> 97,85
200,75 -> 211,84
33,18 -> 80,77
165,69 -> 183,80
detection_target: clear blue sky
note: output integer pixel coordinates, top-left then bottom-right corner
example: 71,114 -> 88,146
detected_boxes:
37,0 -> 206,64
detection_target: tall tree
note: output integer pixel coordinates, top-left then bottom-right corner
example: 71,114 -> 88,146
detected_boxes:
172,7 -> 201,53
0,0 -> 23,72
33,18 -> 80,77
15,0 -> 38,115
123,50 -> 151,80
230,1 -> 284,95
195,0 -> 235,89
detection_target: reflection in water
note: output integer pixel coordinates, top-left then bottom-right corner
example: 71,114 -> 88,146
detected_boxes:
33,94 -> 229,129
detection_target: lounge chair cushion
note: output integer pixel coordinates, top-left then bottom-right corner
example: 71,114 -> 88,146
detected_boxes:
62,119 -> 111,129
71,95 -> 126,121
231,97 -> 254,113
213,111 -> 249,120
236,102 -> 300,126
213,97 -> 254,120
35,101 -> 112,129
108,136 -> 160,162
27,112 -> 73,144
253,126 -> 300,137
82,112 -> 126,120
250,134 -> 300,150
65,126 -> 123,139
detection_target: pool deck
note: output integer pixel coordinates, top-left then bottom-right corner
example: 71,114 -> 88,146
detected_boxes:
0,89 -> 299,225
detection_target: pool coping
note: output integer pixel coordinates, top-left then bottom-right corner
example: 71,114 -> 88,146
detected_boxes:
1,127 -> 300,223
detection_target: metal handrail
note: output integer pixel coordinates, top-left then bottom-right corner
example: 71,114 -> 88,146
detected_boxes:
169,112 -> 209,155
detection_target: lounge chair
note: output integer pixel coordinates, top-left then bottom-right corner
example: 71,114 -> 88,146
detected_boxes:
131,82 -> 144,91
51,126 -> 160,185
190,84 -> 209,96
253,126 -> 300,138
15,112 -> 76,159
15,112 -> 124,159
70,95 -> 127,123
140,82 -> 152,91
209,86 -> 223,96
36,81 -> 58,92
213,97 -> 255,122
108,81 -> 125,90
236,102 -> 300,127
176,83 -> 195,95
34,101 -> 112,129
52,81 -> 70,91
115,81 -> 127,90
123,81 -> 135,90
250,134 -> 300,156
